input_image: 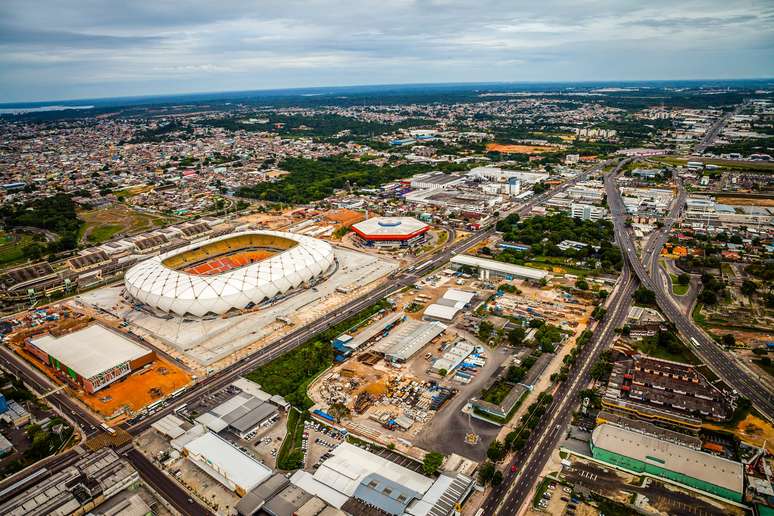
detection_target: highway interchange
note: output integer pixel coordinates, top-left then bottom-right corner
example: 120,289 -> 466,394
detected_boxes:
1,138 -> 772,514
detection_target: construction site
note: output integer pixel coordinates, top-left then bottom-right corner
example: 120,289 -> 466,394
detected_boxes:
73,242 -> 397,373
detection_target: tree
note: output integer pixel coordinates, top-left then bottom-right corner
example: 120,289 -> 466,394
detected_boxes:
634,287 -> 656,305
508,327 -> 526,346
328,402 -> 350,422
478,461 -> 496,484
575,279 -> 589,291
422,451 -> 444,475
478,321 -> 494,342
698,289 -> 717,305
487,440 -> 506,462
741,279 -> 757,297
492,470 -> 504,486
438,368 -> 448,377
597,289 -> 609,299
677,273 -> 690,285
722,334 -> 736,347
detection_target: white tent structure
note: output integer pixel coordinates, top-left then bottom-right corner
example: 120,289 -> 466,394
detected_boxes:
124,230 -> 335,317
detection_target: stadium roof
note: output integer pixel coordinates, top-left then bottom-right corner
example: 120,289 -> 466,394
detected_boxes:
352,217 -> 430,240
30,325 -> 151,380
592,424 -> 743,494
450,254 -> 549,280
184,431 -> 272,492
124,230 -> 335,317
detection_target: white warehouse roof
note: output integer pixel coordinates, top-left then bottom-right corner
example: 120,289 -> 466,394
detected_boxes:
29,325 -> 151,379
291,442 -> 433,507
378,320 -> 447,361
592,424 -> 743,494
124,230 -> 335,317
423,304 -> 461,322
450,254 -> 549,281
184,431 -> 272,493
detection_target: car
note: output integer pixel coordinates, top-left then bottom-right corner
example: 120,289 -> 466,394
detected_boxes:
188,498 -> 194,504
563,486 -> 572,494
511,464 -> 517,473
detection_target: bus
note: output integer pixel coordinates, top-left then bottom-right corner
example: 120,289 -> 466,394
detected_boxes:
100,423 -> 116,435
690,337 -> 700,348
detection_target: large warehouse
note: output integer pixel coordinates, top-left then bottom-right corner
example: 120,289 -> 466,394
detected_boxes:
450,254 -> 549,282
590,423 -> 744,502
25,324 -> 155,393
351,217 -> 431,249
124,230 -> 335,317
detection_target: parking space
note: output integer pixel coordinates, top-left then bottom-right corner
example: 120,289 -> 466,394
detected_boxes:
303,420 -> 346,469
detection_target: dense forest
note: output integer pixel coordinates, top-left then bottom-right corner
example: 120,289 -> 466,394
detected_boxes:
237,156 -> 434,203
199,113 -> 434,138
495,213 -> 623,271
0,194 -> 82,252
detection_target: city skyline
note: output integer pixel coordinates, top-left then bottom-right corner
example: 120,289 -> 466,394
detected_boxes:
1,0 -> 773,102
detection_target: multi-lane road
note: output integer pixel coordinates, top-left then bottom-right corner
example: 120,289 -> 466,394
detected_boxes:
481,263 -> 636,515
605,161 -> 774,421
0,158 -> 614,514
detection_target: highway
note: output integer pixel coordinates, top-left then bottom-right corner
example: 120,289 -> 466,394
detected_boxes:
480,265 -> 636,515
480,162 -> 694,515
693,103 -> 745,154
0,160 -> 606,513
604,161 -> 774,421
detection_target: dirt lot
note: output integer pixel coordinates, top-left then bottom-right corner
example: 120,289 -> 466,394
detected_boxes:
715,196 -> 774,207
78,205 -> 170,243
81,358 -> 192,418
486,143 -> 561,154
704,412 -> 774,454
323,208 -> 364,229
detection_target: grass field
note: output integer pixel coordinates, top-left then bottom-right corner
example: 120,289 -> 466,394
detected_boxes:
669,274 -> 689,296
0,233 -> 36,266
78,205 -> 171,244
635,335 -> 699,365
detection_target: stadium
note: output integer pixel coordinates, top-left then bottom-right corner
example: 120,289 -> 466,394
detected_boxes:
351,216 -> 431,249
124,230 -> 336,317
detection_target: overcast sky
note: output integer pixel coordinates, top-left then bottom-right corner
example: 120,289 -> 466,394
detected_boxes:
1,0 -> 772,103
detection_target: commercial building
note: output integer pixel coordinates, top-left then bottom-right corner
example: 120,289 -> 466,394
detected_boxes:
195,390 -> 279,438
423,289 -> 476,323
571,203 -> 607,221
375,319 -> 447,363
25,324 -> 155,393
351,217 -> 431,249
290,442 -> 474,515
407,172 -> 465,190
430,340 -> 475,375
333,311 -> 405,357
0,449 -> 139,516
567,184 -> 605,203
450,254 -> 549,282
467,167 -> 548,185
591,424 -> 743,502
178,429 -> 273,496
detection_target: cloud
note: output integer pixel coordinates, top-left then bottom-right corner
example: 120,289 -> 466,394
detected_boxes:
0,0 -> 772,102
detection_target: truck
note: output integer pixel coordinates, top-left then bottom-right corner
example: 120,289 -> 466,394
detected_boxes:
691,337 -> 700,348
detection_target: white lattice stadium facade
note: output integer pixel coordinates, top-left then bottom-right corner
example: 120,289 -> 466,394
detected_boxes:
124,230 -> 335,317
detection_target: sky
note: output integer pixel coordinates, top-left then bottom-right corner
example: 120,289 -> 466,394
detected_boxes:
1,0 -> 773,103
